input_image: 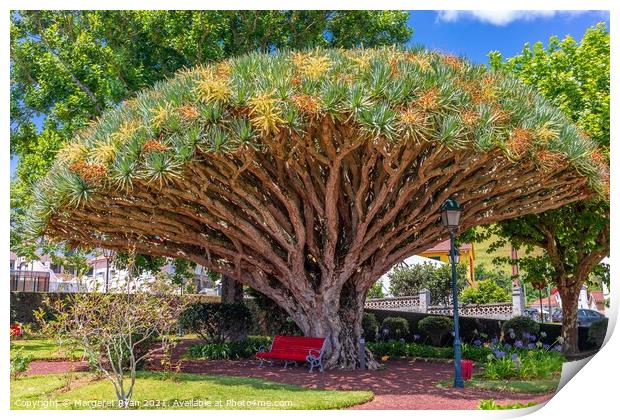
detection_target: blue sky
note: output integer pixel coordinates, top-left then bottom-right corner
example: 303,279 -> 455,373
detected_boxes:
407,10 -> 610,63
9,10 -> 610,176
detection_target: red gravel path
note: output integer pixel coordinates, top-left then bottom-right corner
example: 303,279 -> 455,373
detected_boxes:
27,360 -> 89,376
144,339 -> 556,410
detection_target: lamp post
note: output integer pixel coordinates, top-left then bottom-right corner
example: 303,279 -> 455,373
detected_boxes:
440,197 -> 464,388
102,249 -> 114,293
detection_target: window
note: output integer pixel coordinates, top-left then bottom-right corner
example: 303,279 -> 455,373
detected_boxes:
429,256 -> 441,261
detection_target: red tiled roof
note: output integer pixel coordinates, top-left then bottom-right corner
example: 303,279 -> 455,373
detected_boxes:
590,291 -> 605,301
421,239 -> 472,253
528,290 -> 605,307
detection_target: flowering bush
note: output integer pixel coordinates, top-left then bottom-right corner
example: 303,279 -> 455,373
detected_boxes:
10,323 -> 23,338
502,316 -> 540,343
367,341 -> 492,362
483,343 -> 564,380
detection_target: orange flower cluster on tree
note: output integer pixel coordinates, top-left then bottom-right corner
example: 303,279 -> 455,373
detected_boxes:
68,161 -> 107,184
142,139 -> 169,153
292,94 -> 322,115
507,128 -> 533,158
177,104 -> 199,122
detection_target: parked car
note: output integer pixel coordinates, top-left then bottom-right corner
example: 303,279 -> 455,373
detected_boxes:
523,308 -> 540,321
524,307 -> 551,322
577,309 -> 606,327
550,308 -> 606,327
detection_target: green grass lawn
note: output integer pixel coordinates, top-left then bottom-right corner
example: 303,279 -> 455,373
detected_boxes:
474,233 -> 513,272
11,372 -> 373,410
10,334 -> 198,361
475,232 -> 542,273
10,339 -> 83,361
436,375 -> 559,394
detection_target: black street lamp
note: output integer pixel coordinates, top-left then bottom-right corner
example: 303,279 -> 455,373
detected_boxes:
102,249 -> 114,293
440,197 -> 464,388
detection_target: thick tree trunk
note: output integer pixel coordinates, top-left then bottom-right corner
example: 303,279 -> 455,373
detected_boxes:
558,282 -> 581,355
221,275 -> 244,303
285,281 -> 379,370
220,275 -> 247,341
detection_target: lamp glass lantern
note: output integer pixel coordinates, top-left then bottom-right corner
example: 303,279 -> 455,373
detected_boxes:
440,197 -> 463,231
102,248 -> 114,259
449,248 -> 460,265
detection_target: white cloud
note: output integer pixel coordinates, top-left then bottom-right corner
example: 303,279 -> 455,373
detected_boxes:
436,10 -> 586,26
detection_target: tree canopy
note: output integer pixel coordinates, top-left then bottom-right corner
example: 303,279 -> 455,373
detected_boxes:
10,9 -> 412,271
486,23 -> 609,354
17,46 -> 607,368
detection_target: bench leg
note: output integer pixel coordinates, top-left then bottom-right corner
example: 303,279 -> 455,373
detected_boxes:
258,359 -> 274,368
306,356 -> 324,373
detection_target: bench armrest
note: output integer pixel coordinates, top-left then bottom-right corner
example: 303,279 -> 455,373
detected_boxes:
307,348 -> 322,358
257,345 -> 266,352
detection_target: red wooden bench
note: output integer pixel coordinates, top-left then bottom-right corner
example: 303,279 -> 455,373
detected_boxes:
256,335 -> 326,373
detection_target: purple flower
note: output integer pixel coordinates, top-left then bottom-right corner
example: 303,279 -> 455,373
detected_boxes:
553,344 -> 562,352
514,340 -> 523,348
511,353 -> 519,361
493,349 -> 506,358
527,343 -> 536,350
473,339 -> 482,347
491,337 -> 499,345
542,344 -> 551,350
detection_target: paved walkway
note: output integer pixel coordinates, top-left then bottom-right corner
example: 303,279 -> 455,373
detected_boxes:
27,360 -> 89,376
146,339 -> 555,410
24,339 -> 555,409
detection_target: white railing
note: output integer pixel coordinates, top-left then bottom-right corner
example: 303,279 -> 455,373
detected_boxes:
366,292 -> 514,320
427,302 -> 513,320
364,296 -> 421,310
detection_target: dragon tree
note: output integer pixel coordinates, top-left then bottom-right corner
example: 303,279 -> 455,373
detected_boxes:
22,48 -> 608,369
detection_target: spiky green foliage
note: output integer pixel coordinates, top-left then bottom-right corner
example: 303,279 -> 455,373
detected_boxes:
23,48 -> 605,238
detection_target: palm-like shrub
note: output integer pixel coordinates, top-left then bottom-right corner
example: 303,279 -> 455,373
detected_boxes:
21,48 -> 607,370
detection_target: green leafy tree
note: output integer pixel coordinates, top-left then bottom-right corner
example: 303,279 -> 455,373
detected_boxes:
10,10 -> 412,292
474,264 -> 512,293
367,281 -> 385,299
389,263 -> 467,306
486,23 -> 610,354
460,279 -> 511,305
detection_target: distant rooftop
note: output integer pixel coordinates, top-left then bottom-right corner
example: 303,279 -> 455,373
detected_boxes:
422,239 -> 473,253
